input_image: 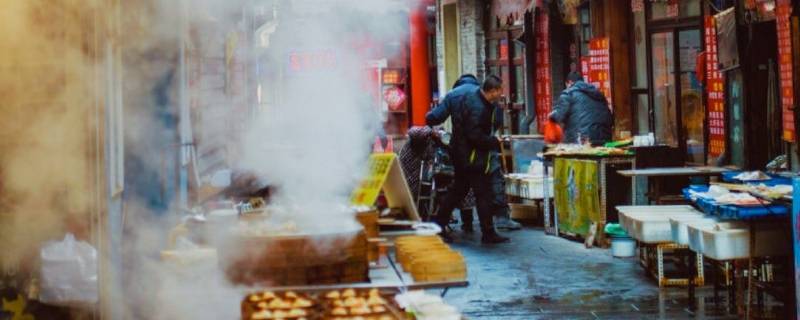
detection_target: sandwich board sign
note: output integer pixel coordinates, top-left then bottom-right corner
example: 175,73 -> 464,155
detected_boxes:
350,153 -> 420,221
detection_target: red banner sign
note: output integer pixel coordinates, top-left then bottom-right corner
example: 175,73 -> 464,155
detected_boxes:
705,16 -> 726,157
587,37 -> 612,110
535,13 -> 552,130
777,0 -> 795,142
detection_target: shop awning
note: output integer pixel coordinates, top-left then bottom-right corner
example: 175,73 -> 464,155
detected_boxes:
491,0 -> 545,26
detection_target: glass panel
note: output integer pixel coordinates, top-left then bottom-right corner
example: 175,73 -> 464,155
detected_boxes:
679,29 -> 705,164
634,93 -> 650,134
633,9 -> 647,87
514,41 -> 524,59
487,39 -> 499,60
650,0 -> 700,20
728,70 -> 745,168
651,32 -> 678,147
514,64 -> 525,104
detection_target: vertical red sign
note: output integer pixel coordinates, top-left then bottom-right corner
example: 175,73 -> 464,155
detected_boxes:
587,37 -> 612,110
580,57 -> 589,80
535,13 -> 552,130
705,16 -> 726,157
777,0 -> 795,142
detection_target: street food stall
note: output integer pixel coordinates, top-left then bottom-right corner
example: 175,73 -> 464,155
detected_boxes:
541,144 -> 635,246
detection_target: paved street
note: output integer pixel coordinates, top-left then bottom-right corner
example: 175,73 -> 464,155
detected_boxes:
444,226 -> 744,319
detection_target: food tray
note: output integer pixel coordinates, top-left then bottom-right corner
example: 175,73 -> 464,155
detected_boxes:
242,288 -> 411,320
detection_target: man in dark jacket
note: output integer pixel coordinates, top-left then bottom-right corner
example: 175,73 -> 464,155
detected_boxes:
426,75 -> 510,244
549,72 -> 613,145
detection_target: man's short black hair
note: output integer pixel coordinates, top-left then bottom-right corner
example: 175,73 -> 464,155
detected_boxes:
482,74 -> 503,91
566,71 -> 583,83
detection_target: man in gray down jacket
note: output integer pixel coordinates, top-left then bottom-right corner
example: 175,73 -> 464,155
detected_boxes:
549,72 -> 613,145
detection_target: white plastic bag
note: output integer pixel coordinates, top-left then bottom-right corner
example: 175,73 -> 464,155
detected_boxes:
39,234 -> 98,305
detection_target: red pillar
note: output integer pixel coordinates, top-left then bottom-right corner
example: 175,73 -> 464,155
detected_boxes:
409,2 -> 432,127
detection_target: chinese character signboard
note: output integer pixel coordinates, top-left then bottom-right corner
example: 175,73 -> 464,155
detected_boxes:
535,13 -> 552,130
777,0 -> 795,142
705,16 -> 726,157
587,37 -> 612,110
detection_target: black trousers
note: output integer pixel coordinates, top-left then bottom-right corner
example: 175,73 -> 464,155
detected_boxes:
435,168 -> 506,233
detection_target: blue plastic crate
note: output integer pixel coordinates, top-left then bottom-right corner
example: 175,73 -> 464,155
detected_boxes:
721,171 -> 791,186
717,204 -> 788,219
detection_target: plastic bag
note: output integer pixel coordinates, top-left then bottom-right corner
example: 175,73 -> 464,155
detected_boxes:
542,120 -> 563,144
39,234 -> 98,305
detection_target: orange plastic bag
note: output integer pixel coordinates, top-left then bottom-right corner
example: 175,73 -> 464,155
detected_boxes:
543,121 -> 563,144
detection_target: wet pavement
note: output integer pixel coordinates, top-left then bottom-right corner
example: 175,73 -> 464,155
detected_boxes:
441,226 -> 747,320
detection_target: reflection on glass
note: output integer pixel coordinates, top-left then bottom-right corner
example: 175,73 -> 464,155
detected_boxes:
651,32 -> 677,147
679,30 -> 705,164
650,0 -> 700,20
514,65 -> 525,104
728,70 -> 745,168
635,94 -> 650,134
488,39 -> 499,60
633,9 -> 647,87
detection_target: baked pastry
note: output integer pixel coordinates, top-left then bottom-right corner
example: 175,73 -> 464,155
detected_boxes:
342,289 -> 356,298
350,305 -> 371,315
366,295 -> 385,306
261,291 -> 276,300
331,307 -> 348,315
285,291 -> 298,299
256,302 -> 267,310
249,310 -> 271,320
248,294 -> 261,302
371,305 -> 387,313
292,298 -> 313,308
326,290 -> 341,299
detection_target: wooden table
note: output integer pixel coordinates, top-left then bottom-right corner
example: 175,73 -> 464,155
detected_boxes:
617,166 -> 731,205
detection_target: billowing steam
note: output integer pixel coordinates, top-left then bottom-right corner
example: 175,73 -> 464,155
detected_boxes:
0,0 -> 417,319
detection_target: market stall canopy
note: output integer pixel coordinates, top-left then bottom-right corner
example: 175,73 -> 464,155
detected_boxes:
491,0 -> 545,27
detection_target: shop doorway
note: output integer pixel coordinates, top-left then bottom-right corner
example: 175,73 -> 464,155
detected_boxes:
485,28 -> 525,134
649,27 -> 705,165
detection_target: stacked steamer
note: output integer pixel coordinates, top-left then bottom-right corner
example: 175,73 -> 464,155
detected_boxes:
354,207 -> 380,262
395,236 -> 466,282
220,223 -> 369,286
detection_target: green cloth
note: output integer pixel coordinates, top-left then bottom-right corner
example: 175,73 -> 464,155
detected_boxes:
554,158 -> 601,236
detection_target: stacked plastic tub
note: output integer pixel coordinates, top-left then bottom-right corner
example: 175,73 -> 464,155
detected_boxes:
617,205 -> 704,244
680,184 -> 790,260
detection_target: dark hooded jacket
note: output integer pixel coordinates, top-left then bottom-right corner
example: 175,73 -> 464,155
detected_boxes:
549,80 -> 613,145
426,76 -> 501,174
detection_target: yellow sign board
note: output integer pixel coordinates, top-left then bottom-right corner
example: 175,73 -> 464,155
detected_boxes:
351,153 -> 419,221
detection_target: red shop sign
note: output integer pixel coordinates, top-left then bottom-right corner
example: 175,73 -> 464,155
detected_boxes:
587,37 -> 612,110
777,0 -> 794,142
535,13 -> 552,130
705,16 -> 726,157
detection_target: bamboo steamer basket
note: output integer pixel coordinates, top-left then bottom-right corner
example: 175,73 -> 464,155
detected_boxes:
410,253 -> 466,282
219,225 -> 368,286
355,208 -> 380,262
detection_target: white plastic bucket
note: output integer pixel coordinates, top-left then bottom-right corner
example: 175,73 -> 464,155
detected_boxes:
610,236 -> 637,258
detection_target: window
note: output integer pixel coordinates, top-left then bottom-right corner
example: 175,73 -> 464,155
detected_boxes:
579,5 -> 591,56
650,0 -> 701,20
678,30 -> 705,164
651,32 -> 678,147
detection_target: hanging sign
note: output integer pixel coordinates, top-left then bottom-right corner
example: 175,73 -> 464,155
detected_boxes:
777,0 -> 795,142
587,37 -> 612,110
535,13 -> 552,130
383,86 -> 407,112
705,16 -> 726,157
